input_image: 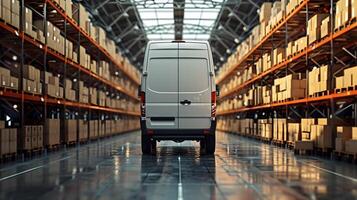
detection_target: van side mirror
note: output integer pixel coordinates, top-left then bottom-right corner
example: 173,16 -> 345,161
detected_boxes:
216,85 -> 220,97
138,85 -> 141,97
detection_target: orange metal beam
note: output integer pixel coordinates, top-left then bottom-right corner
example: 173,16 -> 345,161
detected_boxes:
45,0 -> 141,86
0,90 -> 140,116
217,89 -> 357,116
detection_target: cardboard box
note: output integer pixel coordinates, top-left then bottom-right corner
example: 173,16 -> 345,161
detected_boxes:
346,140 -> 357,153
0,129 -> 10,155
31,126 -> 38,148
335,138 -> 346,152
337,126 -> 353,139
321,17 -> 330,38
45,119 -> 60,146
295,141 -> 314,150
353,127 -> 357,140
65,119 -> 77,143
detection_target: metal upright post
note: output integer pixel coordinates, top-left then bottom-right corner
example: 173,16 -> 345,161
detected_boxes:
19,0 -> 25,155
43,0 -> 48,150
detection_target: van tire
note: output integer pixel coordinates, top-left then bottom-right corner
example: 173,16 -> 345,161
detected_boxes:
142,134 -> 156,155
200,134 -> 215,155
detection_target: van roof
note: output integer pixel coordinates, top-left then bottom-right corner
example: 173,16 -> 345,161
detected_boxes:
147,40 -> 210,50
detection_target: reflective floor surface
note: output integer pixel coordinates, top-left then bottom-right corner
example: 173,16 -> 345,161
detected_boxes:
1,131 -> 357,200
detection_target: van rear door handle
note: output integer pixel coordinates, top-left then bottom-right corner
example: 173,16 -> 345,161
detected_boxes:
180,100 -> 191,105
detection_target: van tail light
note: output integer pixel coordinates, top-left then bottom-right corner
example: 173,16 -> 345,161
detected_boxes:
211,91 -> 216,120
140,92 -> 146,118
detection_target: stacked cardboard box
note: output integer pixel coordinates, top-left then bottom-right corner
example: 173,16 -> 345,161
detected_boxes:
335,0 -> 356,30
311,118 -> 335,149
78,81 -> 89,103
89,120 -> 98,139
308,65 -> 328,96
65,79 -> 76,101
345,127 -> 357,153
45,72 -> 63,98
320,17 -> 331,38
272,74 -> 306,102
99,61 -> 110,80
335,126 -> 353,152
301,118 -> 316,141
45,119 -> 60,146
0,122 -> 17,156
259,119 -> 273,139
286,0 -> 303,15
0,66 -> 18,90
288,123 -> 300,142
1,0 -> 20,29
98,91 -> 106,107
99,121 -> 105,138
336,66 -> 357,89
307,14 -> 329,44
23,125 -> 43,150
78,120 -> 88,141
64,119 -> 77,143
89,87 -> 98,105
23,65 -> 42,95
273,118 -> 287,141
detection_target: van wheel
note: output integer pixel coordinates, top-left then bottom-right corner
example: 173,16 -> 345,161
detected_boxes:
142,134 -> 156,155
200,135 -> 215,155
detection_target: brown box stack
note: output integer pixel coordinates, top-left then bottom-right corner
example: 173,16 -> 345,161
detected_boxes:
64,119 -> 77,143
45,119 -> 60,146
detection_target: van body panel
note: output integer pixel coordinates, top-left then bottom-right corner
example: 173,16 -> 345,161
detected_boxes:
141,41 -> 215,137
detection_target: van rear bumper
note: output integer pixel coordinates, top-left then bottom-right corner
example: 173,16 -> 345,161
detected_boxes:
140,120 -> 216,141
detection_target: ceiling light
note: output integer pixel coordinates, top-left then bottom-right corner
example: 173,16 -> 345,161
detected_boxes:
51,10 -> 57,13
228,12 -> 234,17
115,71 -> 119,76
13,104 -> 18,109
218,25 -> 224,30
73,78 -> 77,82
12,55 -> 17,61
234,38 -> 240,44
226,49 -> 231,54
257,9 -> 260,14
243,26 -> 248,32
220,57 -> 224,61
133,25 -> 139,30
106,26 -> 112,32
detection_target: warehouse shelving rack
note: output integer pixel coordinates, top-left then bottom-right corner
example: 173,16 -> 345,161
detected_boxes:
0,0 -> 140,157
216,0 -> 357,152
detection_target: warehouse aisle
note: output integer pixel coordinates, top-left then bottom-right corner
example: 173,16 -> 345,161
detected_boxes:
0,131 -> 357,200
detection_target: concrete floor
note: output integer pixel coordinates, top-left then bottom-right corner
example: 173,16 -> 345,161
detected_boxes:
0,131 -> 357,200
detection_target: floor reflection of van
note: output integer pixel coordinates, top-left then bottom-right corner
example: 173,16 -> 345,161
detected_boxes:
139,41 -> 218,155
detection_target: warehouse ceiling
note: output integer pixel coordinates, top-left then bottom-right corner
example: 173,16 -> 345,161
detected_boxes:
79,0 -> 265,70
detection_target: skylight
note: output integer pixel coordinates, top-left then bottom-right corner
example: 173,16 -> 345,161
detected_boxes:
135,0 -> 224,40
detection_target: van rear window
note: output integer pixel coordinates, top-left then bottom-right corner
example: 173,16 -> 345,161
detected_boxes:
147,58 -> 178,93
179,58 -> 209,93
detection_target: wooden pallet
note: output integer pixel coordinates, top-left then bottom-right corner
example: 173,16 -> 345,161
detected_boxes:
315,147 -> 333,156
0,153 -> 17,162
309,90 -> 329,98
286,141 -> 295,149
47,144 -> 61,151
335,17 -> 357,32
294,149 -> 312,155
333,150 -> 357,162
335,85 -> 357,94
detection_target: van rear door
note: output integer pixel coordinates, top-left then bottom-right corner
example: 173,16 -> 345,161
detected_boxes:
178,43 -> 211,129
145,43 -> 179,129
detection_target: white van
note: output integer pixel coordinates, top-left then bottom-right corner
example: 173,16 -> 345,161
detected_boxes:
139,41 -> 218,154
